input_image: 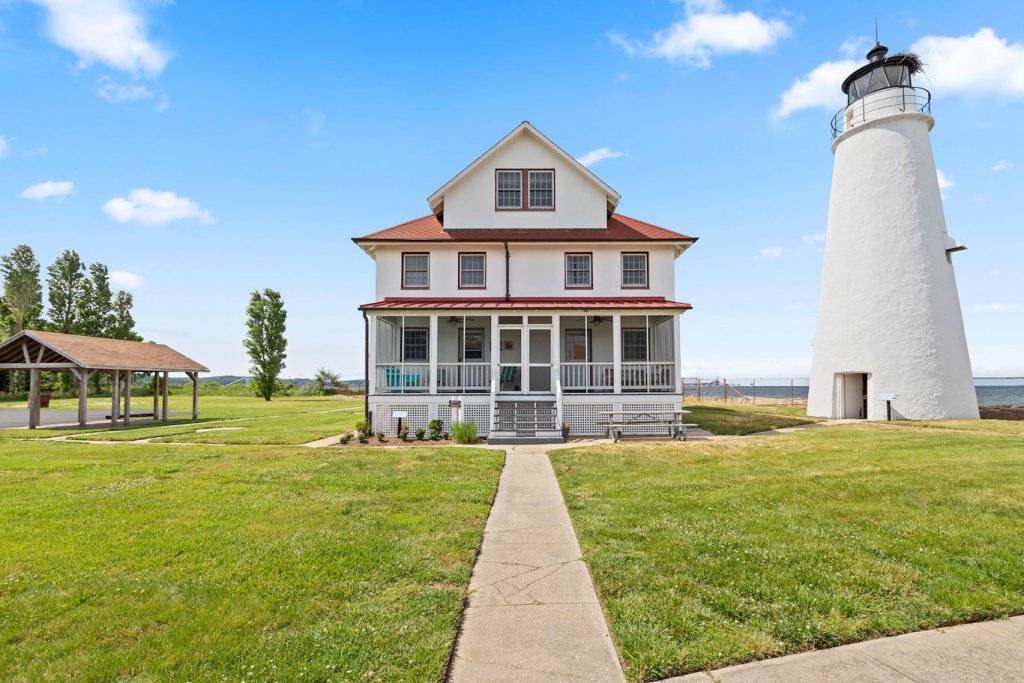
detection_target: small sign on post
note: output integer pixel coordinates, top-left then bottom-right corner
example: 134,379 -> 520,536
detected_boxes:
876,393 -> 897,421
448,399 -> 462,409
392,410 -> 408,434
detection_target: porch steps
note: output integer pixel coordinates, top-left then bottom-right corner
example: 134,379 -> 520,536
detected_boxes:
487,400 -> 563,444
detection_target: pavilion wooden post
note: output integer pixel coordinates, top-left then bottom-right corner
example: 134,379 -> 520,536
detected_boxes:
124,372 -> 132,427
74,368 -> 91,428
28,368 -> 41,429
162,371 -> 169,421
110,370 -> 121,428
187,371 -> 199,419
153,372 -> 159,419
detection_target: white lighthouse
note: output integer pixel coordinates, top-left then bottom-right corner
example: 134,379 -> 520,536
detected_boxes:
807,43 -> 979,421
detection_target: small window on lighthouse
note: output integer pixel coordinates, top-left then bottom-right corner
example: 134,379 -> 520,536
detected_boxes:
885,65 -> 909,87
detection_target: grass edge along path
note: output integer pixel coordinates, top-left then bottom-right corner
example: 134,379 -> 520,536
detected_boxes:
551,423 -> 1024,682
0,441 -> 504,681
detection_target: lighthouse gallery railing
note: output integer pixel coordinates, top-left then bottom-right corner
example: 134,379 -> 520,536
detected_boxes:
831,86 -> 931,140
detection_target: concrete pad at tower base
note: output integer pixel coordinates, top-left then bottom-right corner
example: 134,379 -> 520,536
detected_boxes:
664,616 -> 1024,683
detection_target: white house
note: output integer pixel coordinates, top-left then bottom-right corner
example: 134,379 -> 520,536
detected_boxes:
354,122 -> 697,440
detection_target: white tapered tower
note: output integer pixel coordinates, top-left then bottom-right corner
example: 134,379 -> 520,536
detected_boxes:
807,43 -> 979,420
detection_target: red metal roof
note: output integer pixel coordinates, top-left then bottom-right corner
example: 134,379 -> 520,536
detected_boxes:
359,297 -> 692,311
353,213 -> 695,243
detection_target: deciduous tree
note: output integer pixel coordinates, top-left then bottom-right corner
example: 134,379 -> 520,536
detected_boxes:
46,250 -> 85,334
1,245 -> 44,336
243,289 -> 287,401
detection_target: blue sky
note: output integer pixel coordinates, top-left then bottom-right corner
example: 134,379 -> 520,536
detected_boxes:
1,0 -> 1022,379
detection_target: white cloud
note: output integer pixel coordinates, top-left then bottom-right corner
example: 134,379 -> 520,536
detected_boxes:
840,36 -> 871,59
608,0 -> 789,68
912,28 -> 1024,97
973,194 -> 986,203
576,147 -> 625,167
97,77 -> 153,103
0,135 -> 9,158
103,189 -> 213,227
109,270 -> 147,289
802,232 -> 826,242
773,58 -> 859,120
972,303 -> 1019,312
993,160 -> 1013,172
29,0 -> 169,76
761,246 -> 784,259
936,169 -> 954,198
20,180 -> 74,201
24,144 -> 48,158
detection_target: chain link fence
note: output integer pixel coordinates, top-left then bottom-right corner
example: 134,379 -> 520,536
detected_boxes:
683,377 -> 1024,413
683,378 -> 809,406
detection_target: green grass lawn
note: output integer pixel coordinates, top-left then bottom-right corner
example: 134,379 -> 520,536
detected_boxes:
0,440 -> 503,681
551,423 -> 1024,681
682,403 -> 820,435
142,408 -> 362,445
0,395 -> 363,441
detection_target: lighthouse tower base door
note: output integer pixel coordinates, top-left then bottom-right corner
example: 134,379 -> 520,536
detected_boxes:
835,372 -> 868,419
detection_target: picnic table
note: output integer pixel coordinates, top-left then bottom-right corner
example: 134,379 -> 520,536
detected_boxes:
600,409 -> 697,443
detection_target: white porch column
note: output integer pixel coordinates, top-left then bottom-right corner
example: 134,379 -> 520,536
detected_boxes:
612,313 -> 622,394
550,314 -> 560,391
673,313 -> 683,394
522,324 -> 531,394
490,314 -> 499,391
367,314 -> 377,395
428,314 -> 438,394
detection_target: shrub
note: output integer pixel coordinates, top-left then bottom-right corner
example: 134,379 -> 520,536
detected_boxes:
355,419 -> 370,437
357,434 -> 367,444
376,432 -> 386,442
338,433 -> 351,445
398,428 -> 409,442
429,431 -> 439,441
428,419 -> 443,433
442,432 -> 450,441
451,421 -> 478,444
415,428 -> 426,440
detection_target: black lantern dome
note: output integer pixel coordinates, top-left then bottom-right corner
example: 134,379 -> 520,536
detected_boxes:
841,44 -> 923,106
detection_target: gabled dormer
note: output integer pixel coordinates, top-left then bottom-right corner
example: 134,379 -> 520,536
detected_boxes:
427,122 -> 621,230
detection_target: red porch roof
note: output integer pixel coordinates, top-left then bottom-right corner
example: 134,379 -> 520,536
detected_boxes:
359,297 -> 692,311
353,213 -> 695,243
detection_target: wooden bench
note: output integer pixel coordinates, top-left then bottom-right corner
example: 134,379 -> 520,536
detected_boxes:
606,422 -> 700,442
600,410 -> 697,443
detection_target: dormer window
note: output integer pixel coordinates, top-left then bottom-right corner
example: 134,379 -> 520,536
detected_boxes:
496,169 -> 555,210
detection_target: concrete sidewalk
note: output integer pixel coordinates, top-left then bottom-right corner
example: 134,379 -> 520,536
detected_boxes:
449,445 -> 624,682
667,616 -> 1024,682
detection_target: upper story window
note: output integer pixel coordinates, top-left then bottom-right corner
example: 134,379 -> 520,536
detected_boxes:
496,169 -> 555,210
621,252 -> 649,288
459,252 -> 486,289
496,171 -> 522,208
528,170 -> 554,208
565,253 -> 592,289
402,253 -> 429,289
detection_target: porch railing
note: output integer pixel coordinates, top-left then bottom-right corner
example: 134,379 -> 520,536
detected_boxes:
560,362 -> 614,393
437,363 -> 491,393
376,363 -> 430,393
621,362 -> 675,392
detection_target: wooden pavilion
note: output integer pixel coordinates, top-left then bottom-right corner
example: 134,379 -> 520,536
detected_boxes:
0,330 -> 208,429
